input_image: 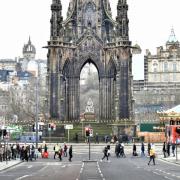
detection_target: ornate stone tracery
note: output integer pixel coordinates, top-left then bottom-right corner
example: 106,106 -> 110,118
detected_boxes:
47,0 -> 134,122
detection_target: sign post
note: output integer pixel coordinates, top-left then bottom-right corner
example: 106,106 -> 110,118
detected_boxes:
64,124 -> 73,143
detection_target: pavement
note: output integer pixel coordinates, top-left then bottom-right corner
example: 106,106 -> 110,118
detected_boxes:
0,156 -> 179,173
0,159 -> 22,171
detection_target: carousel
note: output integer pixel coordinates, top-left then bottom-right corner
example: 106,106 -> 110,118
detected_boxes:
158,105 -> 180,125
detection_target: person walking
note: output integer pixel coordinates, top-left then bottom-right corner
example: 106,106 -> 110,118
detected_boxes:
63,143 -> 68,157
167,142 -> 170,157
162,142 -> 166,158
95,133 -> 99,144
141,142 -> 145,157
59,146 -> 63,161
132,143 -> 137,156
69,145 -> 73,162
54,143 -> 60,159
101,146 -> 109,161
172,143 -> 175,157
148,147 -> 156,165
107,143 -> 111,157
147,142 -> 151,156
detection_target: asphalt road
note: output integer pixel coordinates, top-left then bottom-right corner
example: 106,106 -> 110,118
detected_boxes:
0,152 -> 180,180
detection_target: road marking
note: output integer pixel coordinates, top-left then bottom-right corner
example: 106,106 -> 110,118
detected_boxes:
27,165 -> 32,169
164,176 -> 174,180
153,172 -> 161,176
15,175 -> 30,180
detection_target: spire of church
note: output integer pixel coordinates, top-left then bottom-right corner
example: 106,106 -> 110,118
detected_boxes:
116,0 -> 129,41
168,27 -> 178,43
50,0 -> 63,38
28,36 -> 31,44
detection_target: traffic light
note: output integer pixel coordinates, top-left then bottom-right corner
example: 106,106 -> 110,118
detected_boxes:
85,128 -> 90,137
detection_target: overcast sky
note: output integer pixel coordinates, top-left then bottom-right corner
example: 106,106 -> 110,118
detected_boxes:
0,0 -> 179,79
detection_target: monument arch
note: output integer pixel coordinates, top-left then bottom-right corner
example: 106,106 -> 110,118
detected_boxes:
47,0 -> 134,122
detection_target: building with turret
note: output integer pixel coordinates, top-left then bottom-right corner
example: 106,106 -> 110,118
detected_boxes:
144,28 -> 180,90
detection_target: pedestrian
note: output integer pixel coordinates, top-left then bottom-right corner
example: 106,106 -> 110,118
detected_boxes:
148,147 -> 156,165
141,142 -> 145,157
0,144 -> 3,162
107,143 -> 111,157
162,142 -> 166,158
113,135 -> 118,144
69,145 -> 73,162
132,143 -> 137,156
44,144 -> 48,153
59,146 -> 63,161
115,141 -> 120,158
147,142 -> 151,156
64,143 -> 68,157
167,142 -> 170,156
54,143 -> 60,159
75,133 -> 78,143
120,143 -> 126,158
95,133 -> 99,144
101,146 -> 109,161
172,143 -> 175,157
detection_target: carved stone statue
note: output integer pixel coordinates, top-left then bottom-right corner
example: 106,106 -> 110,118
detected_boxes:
85,98 -> 94,113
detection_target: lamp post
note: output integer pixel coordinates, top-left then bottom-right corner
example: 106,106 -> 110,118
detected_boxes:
35,63 -> 40,149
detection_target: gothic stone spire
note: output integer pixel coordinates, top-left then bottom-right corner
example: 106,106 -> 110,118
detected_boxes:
116,0 -> 129,41
50,0 -> 63,38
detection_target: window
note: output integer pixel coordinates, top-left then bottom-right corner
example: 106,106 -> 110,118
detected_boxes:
153,62 -> 158,72
173,74 -> 176,81
164,62 -> 168,72
173,63 -> 177,72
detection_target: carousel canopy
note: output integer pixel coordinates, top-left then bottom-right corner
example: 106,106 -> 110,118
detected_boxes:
158,105 -> 180,122
164,105 -> 180,114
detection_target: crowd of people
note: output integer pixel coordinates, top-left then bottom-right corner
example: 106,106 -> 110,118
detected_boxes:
0,140 -> 177,166
53,143 -> 73,162
0,143 -> 36,162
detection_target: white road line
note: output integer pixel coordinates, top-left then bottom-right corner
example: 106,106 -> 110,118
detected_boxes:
164,176 -> 174,180
153,172 -> 161,176
15,175 -> 30,180
27,165 -> 32,169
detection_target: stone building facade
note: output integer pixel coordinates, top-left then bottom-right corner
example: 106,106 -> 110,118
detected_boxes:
134,29 -> 180,123
144,28 -> 180,90
47,0 -> 134,122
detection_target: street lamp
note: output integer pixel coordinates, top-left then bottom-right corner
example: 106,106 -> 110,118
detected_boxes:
35,62 -> 40,149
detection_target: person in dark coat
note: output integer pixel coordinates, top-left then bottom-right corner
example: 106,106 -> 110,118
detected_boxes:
133,143 -> 137,156
167,142 -> 170,156
95,133 -> 99,144
141,142 -> 145,157
101,146 -> 109,161
69,145 -> 73,162
162,142 -> 166,158
148,142 -> 151,156
172,143 -> 175,157
44,144 -> 48,153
